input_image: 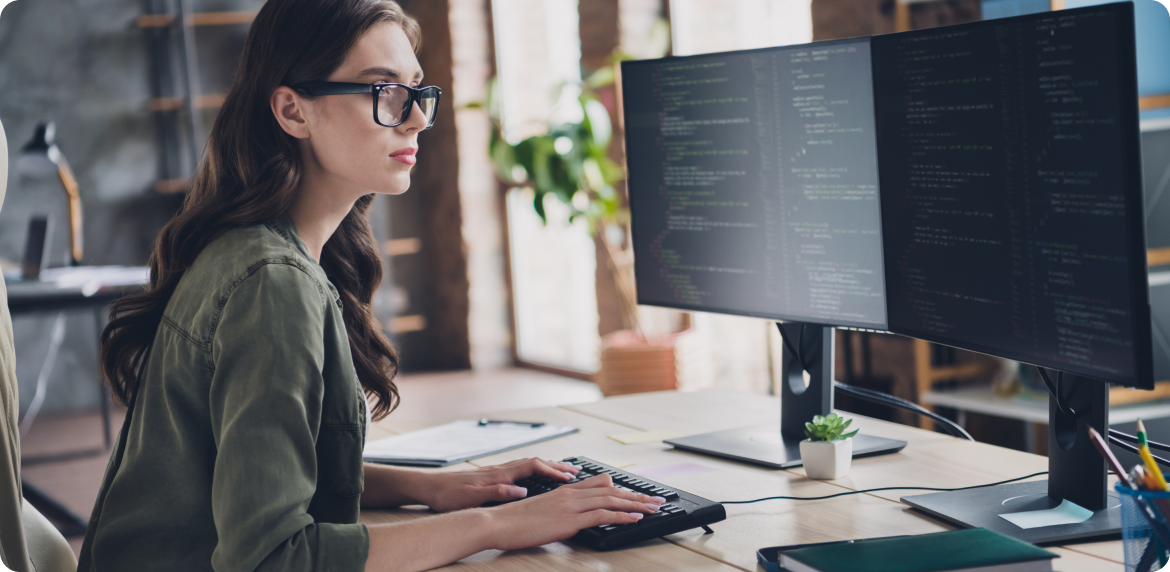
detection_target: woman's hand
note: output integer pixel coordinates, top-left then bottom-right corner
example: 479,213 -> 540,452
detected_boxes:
417,457 -> 582,512
483,473 -> 665,551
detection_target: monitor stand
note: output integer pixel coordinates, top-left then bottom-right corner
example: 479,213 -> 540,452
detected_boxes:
902,374 -> 1120,544
664,323 -> 907,470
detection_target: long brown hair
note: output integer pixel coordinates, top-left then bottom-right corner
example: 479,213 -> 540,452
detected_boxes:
99,0 -> 419,420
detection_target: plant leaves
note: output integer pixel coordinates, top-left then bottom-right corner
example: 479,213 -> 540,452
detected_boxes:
583,99 -> 612,148
533,191 -> 547,224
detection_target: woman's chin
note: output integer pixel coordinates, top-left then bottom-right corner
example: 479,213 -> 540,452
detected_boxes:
372,175 -> 412,196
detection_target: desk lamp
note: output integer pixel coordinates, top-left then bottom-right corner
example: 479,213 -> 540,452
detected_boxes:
21,122 -> 82,265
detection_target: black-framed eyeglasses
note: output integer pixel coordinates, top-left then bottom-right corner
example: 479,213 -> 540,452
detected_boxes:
291,81 -> 441,129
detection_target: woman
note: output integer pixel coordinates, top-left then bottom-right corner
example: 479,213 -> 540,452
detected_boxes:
78,1 -> 662,570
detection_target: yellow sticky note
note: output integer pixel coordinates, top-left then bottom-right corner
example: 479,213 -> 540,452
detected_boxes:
607,429 -> 680,445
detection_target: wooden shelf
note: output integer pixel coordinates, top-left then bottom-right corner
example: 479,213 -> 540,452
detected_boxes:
154,179 -> 189,194
1151,247 -> 1170,267
136,11 -> 257,28
388,315 -> 427,334
147,93 -> 227,112
383,238 -> 423,256
136,14 -> 175,28
1140,94 -> 1170,111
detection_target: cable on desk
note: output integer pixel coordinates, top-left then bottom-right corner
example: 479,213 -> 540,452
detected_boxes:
1109,434 -> 1170,467
834,382 -> 974,441
717,471 -> 1049,504
1111,429 -> 1170,455
774,323 -> 974,441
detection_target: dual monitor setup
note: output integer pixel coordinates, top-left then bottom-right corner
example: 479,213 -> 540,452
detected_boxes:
620,3 -> 1149,544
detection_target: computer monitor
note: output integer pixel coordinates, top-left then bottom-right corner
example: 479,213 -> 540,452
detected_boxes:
622,38 -> 908,467
623,38 -> 887,330
874,6 -> 1152,390
875,3 -> 1150,543
622,1 -> 1151,544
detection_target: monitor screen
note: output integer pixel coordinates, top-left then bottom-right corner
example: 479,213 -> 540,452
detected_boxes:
873,4 -> 1153,387
622,38 -> 888,330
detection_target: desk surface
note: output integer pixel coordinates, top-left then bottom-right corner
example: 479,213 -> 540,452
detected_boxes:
5,266 -> 148,313
924,385 -> 1170,425
363,388 -> 1126,571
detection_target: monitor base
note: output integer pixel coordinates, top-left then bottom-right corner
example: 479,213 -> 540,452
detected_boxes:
902,480 -> 1121,544
664,424 -> 907,469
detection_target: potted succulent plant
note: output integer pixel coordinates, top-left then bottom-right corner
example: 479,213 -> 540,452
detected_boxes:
800,413 -> 859,480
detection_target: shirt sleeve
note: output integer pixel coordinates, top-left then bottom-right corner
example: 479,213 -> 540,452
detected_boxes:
207,262 -> 369,572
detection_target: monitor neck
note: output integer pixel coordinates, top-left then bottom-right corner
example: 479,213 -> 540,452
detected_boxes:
777,322 -> 834,439
1048,373 -> 1109,511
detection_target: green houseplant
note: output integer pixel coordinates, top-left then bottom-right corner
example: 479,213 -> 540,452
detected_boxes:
476,69 -> 640,334
477,59 -> 708,394
800,413 -> 859,480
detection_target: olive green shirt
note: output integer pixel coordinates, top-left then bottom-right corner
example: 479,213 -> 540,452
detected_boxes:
78,213 -> 370,571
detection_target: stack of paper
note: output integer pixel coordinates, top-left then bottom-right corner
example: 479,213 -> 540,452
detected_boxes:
363,420 -> 578,467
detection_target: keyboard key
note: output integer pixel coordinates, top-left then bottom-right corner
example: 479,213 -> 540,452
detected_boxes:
640,510 -> 673,522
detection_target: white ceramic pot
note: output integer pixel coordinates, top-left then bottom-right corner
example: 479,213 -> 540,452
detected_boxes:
800,437 -> 853,480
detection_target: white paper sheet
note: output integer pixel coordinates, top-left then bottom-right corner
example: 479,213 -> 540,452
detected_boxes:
363,420 -> 577,465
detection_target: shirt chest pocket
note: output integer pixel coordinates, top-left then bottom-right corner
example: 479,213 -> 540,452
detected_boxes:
317,421 -> 364,498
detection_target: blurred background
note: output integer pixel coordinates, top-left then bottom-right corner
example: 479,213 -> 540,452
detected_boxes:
4,0 -> 1170,552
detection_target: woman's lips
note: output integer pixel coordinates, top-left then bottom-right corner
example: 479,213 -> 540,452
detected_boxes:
390,147 -> 417,166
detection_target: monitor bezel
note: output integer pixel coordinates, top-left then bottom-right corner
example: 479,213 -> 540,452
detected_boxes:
620,36 -> 890,332
873,2 -> 1155,389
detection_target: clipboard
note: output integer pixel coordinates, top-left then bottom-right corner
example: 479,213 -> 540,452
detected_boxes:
363,419 -> 579,467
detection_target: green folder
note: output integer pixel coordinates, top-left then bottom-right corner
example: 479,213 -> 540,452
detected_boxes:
779,528 -> 1058,572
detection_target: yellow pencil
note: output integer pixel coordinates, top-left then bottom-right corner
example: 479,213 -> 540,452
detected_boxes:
1138,419 -> 1169,491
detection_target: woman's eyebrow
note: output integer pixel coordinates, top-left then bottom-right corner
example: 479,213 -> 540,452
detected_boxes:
357,66 -> 424,81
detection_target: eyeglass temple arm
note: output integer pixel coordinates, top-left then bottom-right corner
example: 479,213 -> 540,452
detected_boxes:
295,82 -> 375,96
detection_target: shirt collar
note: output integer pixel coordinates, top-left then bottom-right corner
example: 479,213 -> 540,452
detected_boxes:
267,212 -> 342,303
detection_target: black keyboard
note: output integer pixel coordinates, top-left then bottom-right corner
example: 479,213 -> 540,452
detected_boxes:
507,456 -> 726,550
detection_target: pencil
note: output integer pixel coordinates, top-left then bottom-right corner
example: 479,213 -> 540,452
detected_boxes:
1088,427 -> 1137,489
1138,420 -> 1169,491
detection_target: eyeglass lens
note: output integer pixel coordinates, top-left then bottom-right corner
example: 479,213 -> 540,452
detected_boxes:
377,86 -> 438,127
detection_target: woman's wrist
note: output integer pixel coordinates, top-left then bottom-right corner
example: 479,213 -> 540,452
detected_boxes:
397,467 -> 439,507
362,464 -> 439,508
477,506 -> 504,551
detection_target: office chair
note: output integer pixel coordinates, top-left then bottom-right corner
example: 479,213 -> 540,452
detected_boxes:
0,117 -> 78,572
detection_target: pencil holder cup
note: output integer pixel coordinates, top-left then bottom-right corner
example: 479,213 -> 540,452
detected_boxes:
1117,483 -> 1170,572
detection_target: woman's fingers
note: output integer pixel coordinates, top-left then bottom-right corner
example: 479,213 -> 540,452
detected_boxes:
571,492 -> 661,514
583,509 -> 645,529
562,473 -> 613,489
480,483 -> 530,504
532,458 -> 579,480
496,457 -> 579,482
563,475 -> 660,502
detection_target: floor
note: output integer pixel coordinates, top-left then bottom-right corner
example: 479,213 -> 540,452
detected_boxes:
17,367 -> 602,556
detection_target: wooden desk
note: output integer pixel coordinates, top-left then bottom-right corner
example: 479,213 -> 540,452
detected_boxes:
363,388 -> 1126,571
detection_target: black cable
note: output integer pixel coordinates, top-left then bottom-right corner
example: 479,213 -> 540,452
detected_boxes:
1111,429 -> 1170,454
776,323 -> 809,373
834,382 -> 974,441
775,323 -> 972,440
798,323 -> 806,370
1036,367 -> 1077,418
719,471 -> 1048,504
1109,434 -> 1170,468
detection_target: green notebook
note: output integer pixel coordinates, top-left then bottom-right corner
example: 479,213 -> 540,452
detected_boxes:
779,529 -> 1058,572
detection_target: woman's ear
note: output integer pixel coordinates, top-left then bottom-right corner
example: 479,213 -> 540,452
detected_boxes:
271,86 -> 312,139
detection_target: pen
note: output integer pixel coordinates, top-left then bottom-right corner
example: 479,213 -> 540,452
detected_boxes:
477,418 -> 546,427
